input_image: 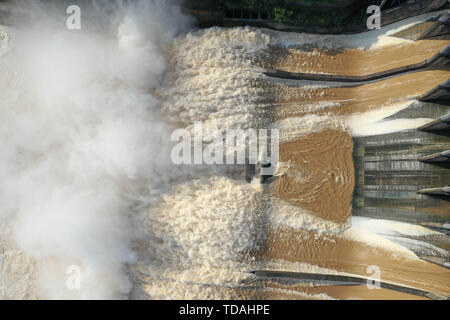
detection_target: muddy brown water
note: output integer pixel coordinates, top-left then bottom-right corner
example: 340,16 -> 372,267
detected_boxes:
271,129 -> 354,224
263,39 -> 450,299
270,40 -> 448,76
274,70 -> 450,120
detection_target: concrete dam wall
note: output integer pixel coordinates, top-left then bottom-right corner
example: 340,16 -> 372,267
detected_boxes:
353,101 -> 450,224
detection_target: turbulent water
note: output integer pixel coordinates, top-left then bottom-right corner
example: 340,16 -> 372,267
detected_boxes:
0,2 -> 448,299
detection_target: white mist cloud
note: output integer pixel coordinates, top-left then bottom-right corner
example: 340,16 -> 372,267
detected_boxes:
0,0 -> 191,299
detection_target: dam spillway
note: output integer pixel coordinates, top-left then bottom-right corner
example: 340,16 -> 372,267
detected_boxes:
265,44 -> 450,85
419,78 -> 450,103
0,1 -> 450,301
353,101 -> 450,224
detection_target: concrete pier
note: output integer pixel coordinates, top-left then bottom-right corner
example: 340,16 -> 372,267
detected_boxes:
418,150 -> 450,163
393,12 -> 450,40
418,12 -> 450,40
252,270 -> 448,299
417,186 -> 450,195
419,79 -> 450,104
418,111 -> 450,132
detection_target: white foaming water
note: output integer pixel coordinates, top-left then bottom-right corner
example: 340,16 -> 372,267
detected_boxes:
269,199 -> 350,235
352,216 -> 441,237
0,0 -> 192,299
159,26 -> 272,132
351,118 -> 433,137
347,100 -> 435,137
275,114 -> 349,143
133,176 -> 266,299
352,217 -> 449,259
0,27 -> 9,56
343,227 -> 418,259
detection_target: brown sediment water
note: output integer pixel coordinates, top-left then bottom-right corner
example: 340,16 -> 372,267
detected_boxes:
274,69 -> 450,120
269,40 -> 448,76
273,283 -> 429,300
260,226 -> 450,296
271,129 -> 354,224
254,279 -> 430,300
